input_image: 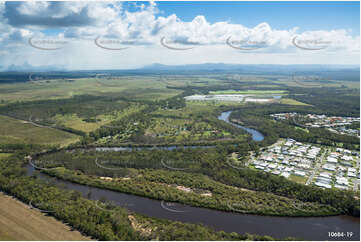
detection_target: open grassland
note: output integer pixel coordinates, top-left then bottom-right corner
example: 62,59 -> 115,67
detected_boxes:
0,76 -> 181,103
145,116 -> 232,142
209,90 -> 287,95
0,153 -> 11,160
152,102 -> 219,119
52,103 -> 147,133
0,193 -> 91,241
280,98 -> 310,106
275,77 -> 359,89
51,113 -> 102,133
0,115 -> 79,146
288,175 -> 308,185
186,100 -> 246,106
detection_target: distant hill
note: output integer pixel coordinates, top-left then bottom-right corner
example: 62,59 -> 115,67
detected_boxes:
139,63 -> 360,81
0,64 -> 359,83
5,62 -> 66,72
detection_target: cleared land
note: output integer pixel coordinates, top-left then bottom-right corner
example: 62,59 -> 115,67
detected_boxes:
280,98 -> 310,106
0,153 -> 11,160
0,193 -> 91,241
0,115 -> 79,146
209,90 -> 287,95
0,77 -> 181,103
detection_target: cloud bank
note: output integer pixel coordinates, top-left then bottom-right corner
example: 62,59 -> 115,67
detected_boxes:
0,1 -> 359,70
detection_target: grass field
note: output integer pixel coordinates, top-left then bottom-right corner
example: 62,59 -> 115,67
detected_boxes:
280,98 -> 310,106
0,77 -> 181,103
0,153 -> 11,160
0,193 -> 91,241
288,174 -> 308,185
209,90 -> 287,95
0,115 -> 79,147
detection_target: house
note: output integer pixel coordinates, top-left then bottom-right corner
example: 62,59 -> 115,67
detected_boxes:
255,165 -> 265,170
327,157 -> 338,163
294,170 -> 306,176
265,156 -> 273,162
315,182 -> 331,189
271,170 -> 281,175
298,163 -> 311,169
319,172 -> 332,179
340,161 -> 352,167
343,149 -> 352,154
281,172 -> 290,178
284,167 -> 294,172
322,164 -> 336,171
334,184 -> 348,190
336,177 -> 349,186
347,171 -> 356,178
348,167 -> 357,173
341,155 -> 353,161
317,177 -> 332,184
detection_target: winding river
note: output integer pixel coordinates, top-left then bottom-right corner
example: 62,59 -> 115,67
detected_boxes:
26,111 -> 359,240
217,110 -> 264,142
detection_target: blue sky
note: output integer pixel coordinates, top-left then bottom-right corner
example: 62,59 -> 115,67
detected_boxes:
152,1 -> 360,35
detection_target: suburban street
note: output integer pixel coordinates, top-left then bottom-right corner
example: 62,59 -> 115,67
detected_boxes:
306,148 -> 328,185
353,157 -> 360,191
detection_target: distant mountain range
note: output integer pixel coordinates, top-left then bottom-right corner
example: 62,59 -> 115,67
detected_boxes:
141,63 -> 359,73
137,63 -> 360,81
3,62 -> 66,72
1,63 -> 359,82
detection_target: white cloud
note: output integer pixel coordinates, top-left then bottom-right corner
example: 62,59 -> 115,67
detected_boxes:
0,1 -> 359,70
